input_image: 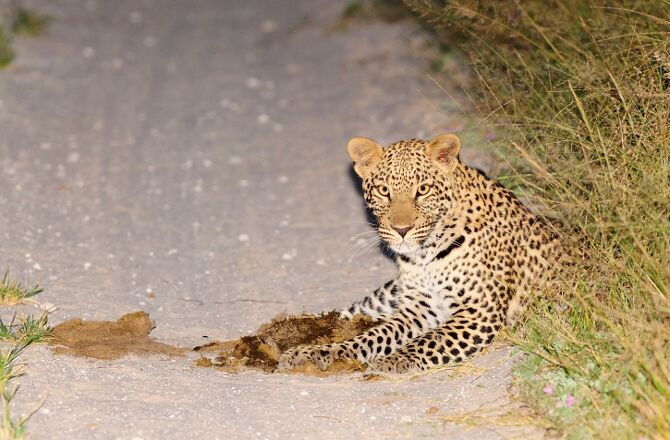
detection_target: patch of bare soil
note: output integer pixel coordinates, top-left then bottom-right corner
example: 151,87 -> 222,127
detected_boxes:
194,311 -> 377,375
50,311 -> 186,359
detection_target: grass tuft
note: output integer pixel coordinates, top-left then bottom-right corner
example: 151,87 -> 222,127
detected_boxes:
0,270 -> 50,438
0,25 -> 14,69
404,0 -> 670,437
0,313 -> 51,344
0,6 -> 49,69
0,342 -> 39,440
11,8 -> 49,37
0,271 -> 43,305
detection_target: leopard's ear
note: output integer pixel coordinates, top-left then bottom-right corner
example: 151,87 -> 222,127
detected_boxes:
425,133 -> 461,168
347,137 -> 383,178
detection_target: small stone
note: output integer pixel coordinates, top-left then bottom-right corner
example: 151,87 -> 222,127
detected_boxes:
129,11 -> 142,24
261,20 -> 277,33
238,234 -> 249,242
245,77 -> 261,89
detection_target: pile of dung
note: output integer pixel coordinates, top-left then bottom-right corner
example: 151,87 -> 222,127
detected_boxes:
50,311 -> 186,360
194,311 -> 377,375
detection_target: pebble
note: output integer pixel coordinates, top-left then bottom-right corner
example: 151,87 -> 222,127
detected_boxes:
261,20 -> 277,33
129,11 -> 142,24
245,77 -> 261,89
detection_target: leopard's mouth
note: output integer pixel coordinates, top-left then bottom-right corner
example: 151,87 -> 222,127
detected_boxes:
378,221 -> 435,254
387,236 -> 424,255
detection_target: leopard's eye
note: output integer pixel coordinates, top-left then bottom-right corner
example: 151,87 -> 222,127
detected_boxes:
377,185 -> 390,197
417,183 -> 432,196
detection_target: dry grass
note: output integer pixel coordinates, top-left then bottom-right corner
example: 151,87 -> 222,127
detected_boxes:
404,0 -> 670,437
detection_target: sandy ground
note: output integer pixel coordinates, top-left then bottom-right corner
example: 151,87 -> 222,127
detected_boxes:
0,0 -> 541,438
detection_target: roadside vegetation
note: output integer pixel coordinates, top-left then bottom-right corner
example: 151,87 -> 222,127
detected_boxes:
402,1 -> 670,437
0,271 -> 52,439
0,6 -> 49,68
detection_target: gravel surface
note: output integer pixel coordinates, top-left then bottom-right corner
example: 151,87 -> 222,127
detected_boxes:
0,0 -> 540,438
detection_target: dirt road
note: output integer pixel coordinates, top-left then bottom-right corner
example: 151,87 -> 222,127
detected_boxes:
0,1 -> 539,438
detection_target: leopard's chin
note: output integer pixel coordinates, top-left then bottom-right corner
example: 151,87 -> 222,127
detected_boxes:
388,240 -> 421,255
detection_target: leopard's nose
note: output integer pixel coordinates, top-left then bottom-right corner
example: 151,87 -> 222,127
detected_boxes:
392,225 -> 413,238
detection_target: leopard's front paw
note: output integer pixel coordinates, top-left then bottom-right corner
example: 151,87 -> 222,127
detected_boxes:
370,353 -> 422,374
276,345 -> 334,372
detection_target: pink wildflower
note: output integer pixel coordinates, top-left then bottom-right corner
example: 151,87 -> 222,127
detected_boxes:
542,386 -> 553,395
566,395 -> 576,407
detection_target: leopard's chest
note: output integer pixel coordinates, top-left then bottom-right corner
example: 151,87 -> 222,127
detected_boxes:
400,263 -> 456,323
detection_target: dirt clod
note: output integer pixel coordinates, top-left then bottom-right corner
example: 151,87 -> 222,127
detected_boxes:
194,311 -> 377,375
50,311 -> 186,360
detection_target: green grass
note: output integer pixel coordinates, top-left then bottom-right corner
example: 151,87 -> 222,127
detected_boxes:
0,271 -> 43,305
404,0 -> 670,437
0,25 -> 14,68
11,8 -> 49,37
0,313 -> 51,344
0,342 -> 39,439
0,6 -> 49,69
0,271 -> 51,439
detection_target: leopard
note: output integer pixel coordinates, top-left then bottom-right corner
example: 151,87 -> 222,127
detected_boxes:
277,133 -> 563,374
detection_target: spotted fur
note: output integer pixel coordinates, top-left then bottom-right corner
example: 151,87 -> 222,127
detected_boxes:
277,134 -> 563,373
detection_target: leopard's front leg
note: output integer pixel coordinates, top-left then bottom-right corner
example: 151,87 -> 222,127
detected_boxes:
276,305 -> 431,372
339,278 -> 402,320
371,309 -> 503,373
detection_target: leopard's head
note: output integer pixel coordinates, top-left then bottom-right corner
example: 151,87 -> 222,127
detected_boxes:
348,134 -> 462,255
